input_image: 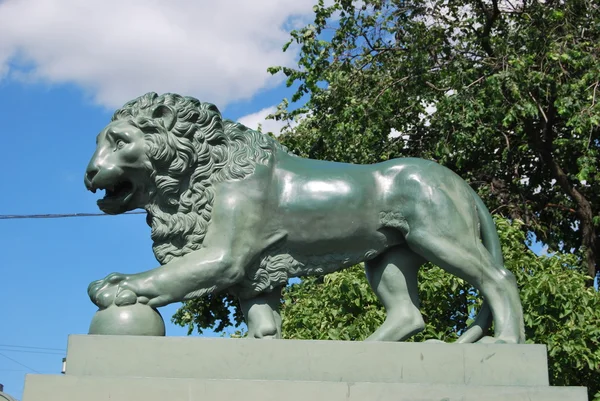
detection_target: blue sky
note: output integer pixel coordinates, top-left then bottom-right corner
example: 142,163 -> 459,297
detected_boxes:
0,79 -> 291,401
0,1 -> 321,397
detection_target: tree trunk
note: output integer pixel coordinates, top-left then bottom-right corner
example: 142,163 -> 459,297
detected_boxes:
530,100 -> 598,284
545,154 -> 597,283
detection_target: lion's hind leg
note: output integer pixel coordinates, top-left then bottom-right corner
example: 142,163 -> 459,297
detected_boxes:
405,224 -> 525,344
364,246 -> 426,342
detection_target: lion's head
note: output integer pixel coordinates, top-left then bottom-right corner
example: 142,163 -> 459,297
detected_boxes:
84,92 -> 283,265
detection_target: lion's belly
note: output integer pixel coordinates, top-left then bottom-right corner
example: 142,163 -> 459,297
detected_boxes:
274,249 -> 381,278
253,235 -> 391,288
234,217 -> 398,298
278,193 -> 393,253
235,243 -> 387,299
273,207 -> 404,279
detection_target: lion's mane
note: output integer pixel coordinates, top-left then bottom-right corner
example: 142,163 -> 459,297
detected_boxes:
111,92 -> 286,266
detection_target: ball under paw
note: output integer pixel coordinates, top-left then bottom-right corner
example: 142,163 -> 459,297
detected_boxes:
88,303 -> 166,336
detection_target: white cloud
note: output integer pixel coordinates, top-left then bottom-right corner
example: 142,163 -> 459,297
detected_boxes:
238,106 -> 295,137
0,0 -> 316,108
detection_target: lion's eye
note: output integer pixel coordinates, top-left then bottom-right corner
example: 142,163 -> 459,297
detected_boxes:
115,139 -> 126,150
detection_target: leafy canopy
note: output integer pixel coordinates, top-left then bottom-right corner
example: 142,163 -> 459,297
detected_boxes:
268,0 -> 600,282
173,0 -> 600,398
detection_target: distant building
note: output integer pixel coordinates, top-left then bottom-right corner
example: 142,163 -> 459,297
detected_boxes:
0,384 -> 18,401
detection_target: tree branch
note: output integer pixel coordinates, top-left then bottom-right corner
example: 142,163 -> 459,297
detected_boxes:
475,0 -> 501,57
425,81 -> 451,91
545,203 -> 577,214
465,75 -> 486,89
530,95 -> 598,282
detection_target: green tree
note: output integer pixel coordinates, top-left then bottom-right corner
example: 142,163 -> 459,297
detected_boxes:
268,0 -> 600,282
173,0 -> 600,397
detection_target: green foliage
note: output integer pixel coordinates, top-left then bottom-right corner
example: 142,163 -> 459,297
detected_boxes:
269,0 -> 600,281
280,265 -> 473,342
280,217 -> 600,398
171,293 -> 244,335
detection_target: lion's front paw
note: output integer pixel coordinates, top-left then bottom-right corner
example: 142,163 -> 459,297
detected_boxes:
88,273 -> 140,309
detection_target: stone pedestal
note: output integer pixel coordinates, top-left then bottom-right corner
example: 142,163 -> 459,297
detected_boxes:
22,335 -> 588,401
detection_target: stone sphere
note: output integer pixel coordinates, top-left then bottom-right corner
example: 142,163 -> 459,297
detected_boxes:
88,303 -> 166,336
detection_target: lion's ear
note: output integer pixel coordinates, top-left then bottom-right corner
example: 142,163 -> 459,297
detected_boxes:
151,105 -> 176,131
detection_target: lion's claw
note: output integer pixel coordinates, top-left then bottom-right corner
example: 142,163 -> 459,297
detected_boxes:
88,272 -> 136,309
114,288 -> 138,306
87,279 -> 103,295
88,271 -> 172,309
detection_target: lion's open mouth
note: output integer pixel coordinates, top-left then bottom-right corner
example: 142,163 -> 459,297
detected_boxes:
104,180 -> 134,200
96,180 -> 135,210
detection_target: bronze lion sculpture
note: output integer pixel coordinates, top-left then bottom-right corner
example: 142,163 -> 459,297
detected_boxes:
84,92 -> 525,344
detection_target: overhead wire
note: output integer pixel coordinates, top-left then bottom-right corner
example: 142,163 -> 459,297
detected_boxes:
0,211 -> 145,220
0,344 -> 65,352
0,352 -> 41,374
0,349 -> 65,356
0,213 -> 144,375
0,345 -> 66,374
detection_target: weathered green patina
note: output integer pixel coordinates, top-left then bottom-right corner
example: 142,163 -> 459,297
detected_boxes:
84,92 -> 525,343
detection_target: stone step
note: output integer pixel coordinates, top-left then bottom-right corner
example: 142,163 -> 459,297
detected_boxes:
22,374 -> 588,401
64,335 -> 550,386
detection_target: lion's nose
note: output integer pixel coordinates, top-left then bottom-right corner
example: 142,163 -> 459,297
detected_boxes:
87,168 -> 98,181
85,166 -> 99,190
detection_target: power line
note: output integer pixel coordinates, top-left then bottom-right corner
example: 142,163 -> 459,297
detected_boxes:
0,344 -> 65,352
0,349 -> 64,356
0,352 -> 40,374
0,211 -> 145,220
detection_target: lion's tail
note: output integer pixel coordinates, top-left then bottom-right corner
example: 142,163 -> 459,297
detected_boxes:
454,186 -> 501,344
